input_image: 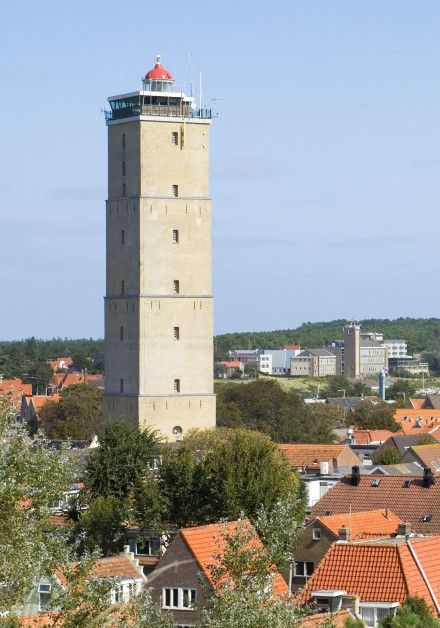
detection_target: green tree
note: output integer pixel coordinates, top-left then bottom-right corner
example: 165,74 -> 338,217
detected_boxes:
244,363 -> 259,378
85,421 -> 159,500
198,519 -> 305,628
372,444 -> 400,466
379,596 -> 440,627
230,368 -> 243,380
386,379 -> 418,402
196,428 -> 301,522
73,495 -> 126,557
0,399 -> 71,612
39,383 -> 104,440
350,400 -> 400,432
23,360 -> 54,394
158,445 -> 199,527
214,362 -> 228,379
323,375 -> 372,399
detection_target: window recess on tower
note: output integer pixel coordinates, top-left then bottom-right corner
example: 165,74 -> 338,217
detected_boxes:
173,280 -> 180,294
173,327 -> 180,340
172,132 -> 178,145
172,184 -> 178,197
172,229 -> 179,243
174,379 -> 180,393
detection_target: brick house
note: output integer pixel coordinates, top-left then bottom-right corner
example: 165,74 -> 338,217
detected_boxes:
292,509 -> 403,590
298,536 -> 440,626
147,521 -> 287,626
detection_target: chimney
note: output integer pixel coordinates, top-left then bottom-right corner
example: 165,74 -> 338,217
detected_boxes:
423,467 -> 435,488
351,465 -> 361,486
397,522 -> 411,537
338,527 -> 349,541
385,507 -> 389,519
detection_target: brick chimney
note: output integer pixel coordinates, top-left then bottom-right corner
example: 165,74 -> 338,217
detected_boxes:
338,527 -> 350,541
397,522 -> 411,536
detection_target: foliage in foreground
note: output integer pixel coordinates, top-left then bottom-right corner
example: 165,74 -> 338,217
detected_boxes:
379,596 -> 440,627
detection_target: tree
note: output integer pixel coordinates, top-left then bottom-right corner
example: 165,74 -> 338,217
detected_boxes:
85,421 -> 159,501
39,384 -> 104,440
421,350 -> 440,374
372,444 -> 400,466
230,368 -> 243,380
0,399 -> 71,612
244,363 -> 258,378
198,519 -> 305,628
73,495 -> 126,557
324,375 -> 372,399
216,380 -> 338,443
23,360 -> 54,394
196,428 -> 301,522
386,379 -> 419,402
379,596 -> 440,627
350,400 -> 400,432
158,445 -> 198,527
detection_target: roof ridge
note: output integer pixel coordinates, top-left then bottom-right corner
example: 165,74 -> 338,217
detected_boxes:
406,539 -> 440,614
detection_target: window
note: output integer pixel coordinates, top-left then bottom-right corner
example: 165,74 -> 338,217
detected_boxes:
122,161 -> 126,176
121,280 -> 125,295
113,584 -> 123,604
359,604 -> 397,626
172,184 -> 178,197
120,379 -> 124,393
312,528 -> 322,540
122,133 -> 126,148
294,561 -> 314,577
174,379 -> 180,393
136,537 -> 161,556
173,326 -> 180,340
121,229 -> 125,245
163,587 -> 196,610
172,131 -> 178,145
173,279 -> 180,294
122,182 -> 126,196
38,582 -> 52,611
120,326 -> 124,341
172,229 -> 179,243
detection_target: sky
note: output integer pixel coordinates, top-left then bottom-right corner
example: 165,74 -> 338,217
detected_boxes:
1,0 -> 440,339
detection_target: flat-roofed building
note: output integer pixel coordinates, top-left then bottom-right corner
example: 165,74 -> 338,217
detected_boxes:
291,349 -> 337,377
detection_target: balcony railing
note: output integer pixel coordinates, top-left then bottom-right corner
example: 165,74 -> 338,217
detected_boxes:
105,105 -> 213,122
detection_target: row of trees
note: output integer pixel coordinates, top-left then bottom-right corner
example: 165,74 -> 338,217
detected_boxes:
214,317 -> 440,359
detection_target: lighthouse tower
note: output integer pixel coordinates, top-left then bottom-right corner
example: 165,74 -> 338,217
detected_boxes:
104,56 -> 216,439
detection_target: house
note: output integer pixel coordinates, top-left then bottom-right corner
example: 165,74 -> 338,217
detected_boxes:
49,372 -> 103,394
290,349 -> 336,377
21,395 -> 61,428
227,349 -> 261,365
291,509 -> 403,590
0,377 -> 33,413
374,433 -> 440,462
217,360 -> 244,378
400,443 -> 440,471
394,408 -> 440,431
298,536 -> 440,626
259,348 -> 299,375
421,394 -> 440,409
147,521 -> 287,626
48,357 -> 73,372
18,547 -> 146,617
313,468 -> 440,534
278,444 -> 364,508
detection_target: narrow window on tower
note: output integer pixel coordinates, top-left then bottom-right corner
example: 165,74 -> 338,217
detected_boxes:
173,327 -> 180,340
172,229 -> 179,243
122,133 -> 126,148
122,183 -> 126,196
171,132 -> 178,145
174,379 -> 180,393
172,185 -> 178,197
173,280 -> 180,294
120,379 -> 124,393
121,230 -> 125,245
120,326 -> 124,341
121,280 -> 125,295
122,161 -> 126,176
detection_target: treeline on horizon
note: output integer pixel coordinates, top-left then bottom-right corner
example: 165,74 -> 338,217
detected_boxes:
1,317 -> 440,377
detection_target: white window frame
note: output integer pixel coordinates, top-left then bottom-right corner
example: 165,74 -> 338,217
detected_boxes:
38,582 -> 52,611
359,602 -> 399,627
162,587 -> 197,610
294,560 -> 314,577
312,527 -> 322,540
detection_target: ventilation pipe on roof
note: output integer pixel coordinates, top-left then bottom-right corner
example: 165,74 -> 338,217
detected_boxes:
351,465 -> 361,486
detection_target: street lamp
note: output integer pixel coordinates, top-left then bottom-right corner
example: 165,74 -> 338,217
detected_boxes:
286,553 -> 295,596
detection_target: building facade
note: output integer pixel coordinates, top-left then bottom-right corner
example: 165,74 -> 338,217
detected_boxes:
344,324 -> 387,378
290,349 -> 337,377
104,57 -> 216,438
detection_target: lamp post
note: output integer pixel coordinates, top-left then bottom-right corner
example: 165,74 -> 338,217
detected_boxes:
286,553 -> 295,596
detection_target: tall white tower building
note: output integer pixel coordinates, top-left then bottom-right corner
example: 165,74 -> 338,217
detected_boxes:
104,56 -> 216,439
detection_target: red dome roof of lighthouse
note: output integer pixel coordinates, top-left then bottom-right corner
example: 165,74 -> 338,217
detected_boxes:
145,56 -> 173,80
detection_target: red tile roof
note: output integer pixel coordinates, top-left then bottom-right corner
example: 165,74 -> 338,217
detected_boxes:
395,409 -> 440,428
316,509 -> 403,540
301,609 -> 350,627
299,539 -> 438,611
406,444 -> 440,471
181,521 -> 287,597
410,398 -> 426,410
0,378 -> 32,396
48,357 -> 73,372
32,394 -> 60,411
219,361 -> 242,368
278,444 -> 357,469
313,475 -> 440,534
351,430 -> 394,445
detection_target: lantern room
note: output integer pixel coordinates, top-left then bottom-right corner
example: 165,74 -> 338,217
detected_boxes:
142,55 -> 175,93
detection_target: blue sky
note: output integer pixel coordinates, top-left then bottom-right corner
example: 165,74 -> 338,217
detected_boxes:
1,0 -> 439,339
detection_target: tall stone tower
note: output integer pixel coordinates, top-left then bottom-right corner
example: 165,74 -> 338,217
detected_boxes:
104,56 -> 216,440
